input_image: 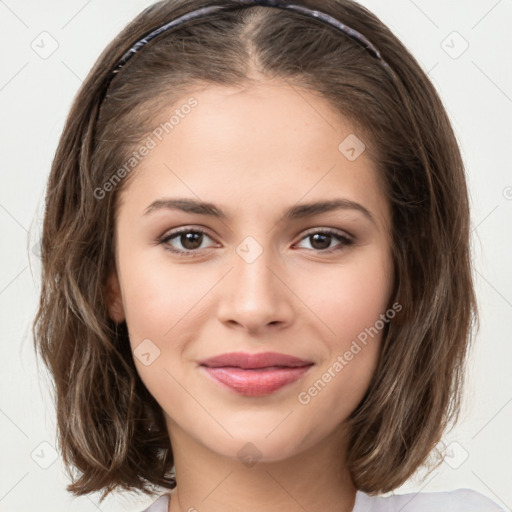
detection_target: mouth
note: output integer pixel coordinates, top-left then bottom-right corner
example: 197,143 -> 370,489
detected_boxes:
199,351 -> 314,396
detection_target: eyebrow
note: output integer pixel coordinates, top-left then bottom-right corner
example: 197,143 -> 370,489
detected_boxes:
143,197 -> 376,225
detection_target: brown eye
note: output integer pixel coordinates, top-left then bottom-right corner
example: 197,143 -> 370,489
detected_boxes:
177,231 -> 204,250
309,232 -> 332,250
296,229 -> 353,253
159,228 -> 216,255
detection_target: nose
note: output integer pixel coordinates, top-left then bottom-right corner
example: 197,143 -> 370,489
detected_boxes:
216,242 -> 295,335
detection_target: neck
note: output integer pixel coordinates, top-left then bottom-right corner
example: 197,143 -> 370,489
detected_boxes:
166,421 -> 357,512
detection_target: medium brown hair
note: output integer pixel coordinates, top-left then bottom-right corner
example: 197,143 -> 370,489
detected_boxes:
33,0 -> 476,501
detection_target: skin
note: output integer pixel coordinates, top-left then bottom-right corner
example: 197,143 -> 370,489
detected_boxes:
107,79 -> 394,512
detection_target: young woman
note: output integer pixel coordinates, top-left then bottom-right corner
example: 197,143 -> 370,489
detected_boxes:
33,1 -> 505,511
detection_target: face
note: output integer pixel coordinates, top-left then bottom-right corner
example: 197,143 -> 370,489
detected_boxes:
107,80 -> 394,464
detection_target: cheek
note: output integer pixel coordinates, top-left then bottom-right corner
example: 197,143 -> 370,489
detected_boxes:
299,245 -> 393,348
117,245 -> 224,388
119,247 -> 207,342
118,250 -> 201,403
295,247 -> 393,414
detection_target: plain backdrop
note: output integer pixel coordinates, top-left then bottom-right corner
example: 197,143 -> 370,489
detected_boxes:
0,1 -> 511,511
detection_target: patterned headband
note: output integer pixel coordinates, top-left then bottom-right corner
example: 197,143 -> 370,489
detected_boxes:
110,0 -> 390,76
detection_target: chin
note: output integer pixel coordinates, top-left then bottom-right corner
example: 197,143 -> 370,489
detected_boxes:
189,412 -> 335,465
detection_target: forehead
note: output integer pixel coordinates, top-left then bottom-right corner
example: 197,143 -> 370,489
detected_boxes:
117,81 -> 389,229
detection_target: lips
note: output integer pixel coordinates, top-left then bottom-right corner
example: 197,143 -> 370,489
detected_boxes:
199,351 -> 313,396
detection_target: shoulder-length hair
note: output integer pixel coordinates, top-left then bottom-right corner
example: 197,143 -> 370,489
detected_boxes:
33,0 -> 476,501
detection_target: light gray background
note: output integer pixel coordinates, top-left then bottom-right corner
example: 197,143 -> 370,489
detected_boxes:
1,1 -> 511,510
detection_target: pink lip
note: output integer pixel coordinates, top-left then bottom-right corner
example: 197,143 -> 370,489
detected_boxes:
199,351 -> 314,396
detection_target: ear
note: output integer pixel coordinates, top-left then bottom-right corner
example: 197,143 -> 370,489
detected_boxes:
105,268 -> 125,323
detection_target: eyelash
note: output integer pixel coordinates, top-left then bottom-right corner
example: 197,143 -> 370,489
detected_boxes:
157,227 -> 354,257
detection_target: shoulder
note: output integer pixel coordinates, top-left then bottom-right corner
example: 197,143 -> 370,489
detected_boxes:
140,493 -> 171,512
354,488 -> 506,512
140,489 -> 506,512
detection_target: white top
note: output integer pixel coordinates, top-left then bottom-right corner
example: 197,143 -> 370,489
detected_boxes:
141,488 -> 505,511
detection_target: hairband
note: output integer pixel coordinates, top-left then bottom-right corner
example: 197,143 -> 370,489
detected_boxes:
110,0 -> 389,76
